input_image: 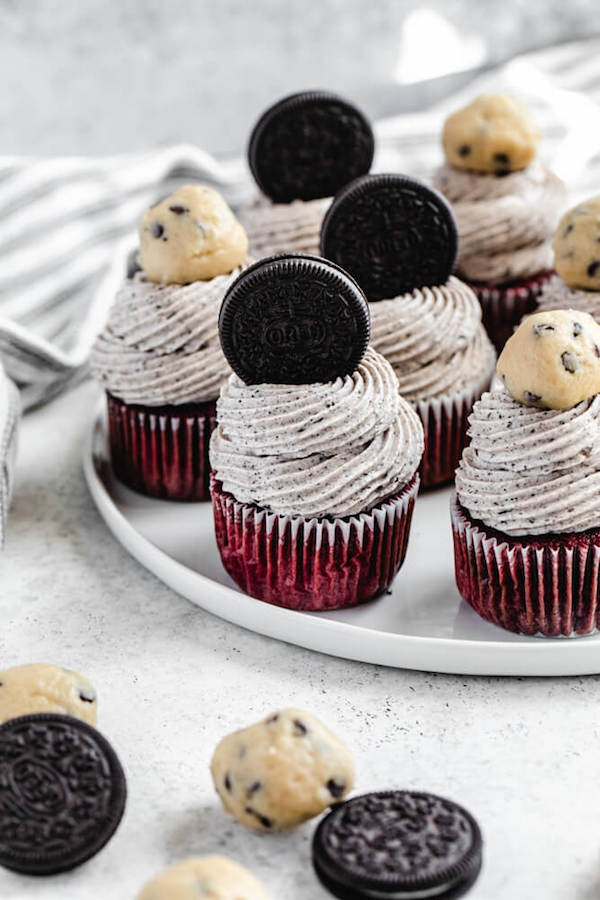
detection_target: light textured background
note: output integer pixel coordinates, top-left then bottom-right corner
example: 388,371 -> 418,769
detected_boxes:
2,2 -> 600,899
0,0 -> 596,157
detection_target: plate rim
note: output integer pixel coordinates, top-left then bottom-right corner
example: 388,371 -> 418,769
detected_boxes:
83,401 -> 600,676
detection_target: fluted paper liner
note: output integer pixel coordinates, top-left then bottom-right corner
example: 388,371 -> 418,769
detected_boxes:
470,270 -> 554,352
107,393 -> 216,501
211,473 -> 419,611
451,495 -> 600,637
415,365 -> 494,489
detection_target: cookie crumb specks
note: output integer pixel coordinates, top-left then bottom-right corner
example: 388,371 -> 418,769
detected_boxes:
561,351 -> 579,373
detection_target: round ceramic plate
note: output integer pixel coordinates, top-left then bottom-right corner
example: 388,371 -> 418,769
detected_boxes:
84,403 -> 600,676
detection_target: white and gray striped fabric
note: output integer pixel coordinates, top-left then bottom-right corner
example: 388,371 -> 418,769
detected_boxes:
1,37 -> 600,543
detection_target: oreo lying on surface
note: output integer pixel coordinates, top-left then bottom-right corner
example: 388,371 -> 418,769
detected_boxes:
320,173 -> 459,301
312,790 -> 482,899
248,91 -> 374,203
219,254 -> 370,385
0,713 -> 127,875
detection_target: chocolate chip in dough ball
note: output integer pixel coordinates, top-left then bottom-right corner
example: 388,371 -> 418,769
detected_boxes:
442,94 -> 539,174
0,663 -> 97,725
497,309 -> 600,409
552,196 -> 600,290
210,708 -> 354,831
137,856 -> 268,900
139,185 -> 248,284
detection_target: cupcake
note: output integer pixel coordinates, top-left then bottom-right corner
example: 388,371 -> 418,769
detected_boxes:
238,91 -> 374,259
209,254 -> 424,611
91,185 -> 249,501
453,308 -> 600,636
536,195 -> 600,321
320,173 -> 496,488
433,94 -> 565,352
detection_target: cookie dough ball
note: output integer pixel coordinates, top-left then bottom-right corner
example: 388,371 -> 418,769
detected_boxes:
442,94 -> 539,174
0,663 -> 97,725
210,708 -> 354,831
497,309 -> 600,409
137,856 -> 268,900
139,185 -> 248,284
553,196 -> 600,290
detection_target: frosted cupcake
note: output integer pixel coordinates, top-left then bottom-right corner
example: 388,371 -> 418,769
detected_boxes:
210,255 -> 424,611
238,91 -> 374,259
536,195 -> 600,322
453,309 -> 600,636
91,185 -> 249,501
433,94 -> 565,351
320,173 -> 496,487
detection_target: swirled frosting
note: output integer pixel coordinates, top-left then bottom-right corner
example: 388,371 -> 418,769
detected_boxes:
456,388 -> 600,535
537,273 -> 600,321
368,276 -> 496,402
209,347 -> 424,518
90,269 -> 243,406
433,161 -> 564,285
238,196 -> 329,259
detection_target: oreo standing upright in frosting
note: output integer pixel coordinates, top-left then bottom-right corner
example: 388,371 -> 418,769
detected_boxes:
433,94 -> 565,352
238,91 -> 374,259
453,309 -> 600,636
91,185 -> 251,501
210,254 -> 424,611
321,174 -> 496,488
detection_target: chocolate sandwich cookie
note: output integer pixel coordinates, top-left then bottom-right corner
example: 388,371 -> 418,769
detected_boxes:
312,790 -> 482,899
248,91 -> 374,204
0,713 -> 126,875
219,254 -> 370,385
320,173 -> 458,301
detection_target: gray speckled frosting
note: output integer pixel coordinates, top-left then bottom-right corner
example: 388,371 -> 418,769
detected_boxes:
209,347 -> 424,519
433,161 -> 564,285
237,196 -> 329,259
368,276 -> 496,402
536,273 -> 600,321
456,388 -> 600,535
90,269 -> 244,406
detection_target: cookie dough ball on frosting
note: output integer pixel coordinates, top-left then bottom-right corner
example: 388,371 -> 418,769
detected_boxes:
497,309 -> 600,409
553,196 -> 600,290
442,94 -> 539,174
139,185 -> 248,284
210,708 -> 354,831
137,855 -> 268,900
0,663 -> 97,725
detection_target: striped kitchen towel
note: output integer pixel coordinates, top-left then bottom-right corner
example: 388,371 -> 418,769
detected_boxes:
0,37 -> 600,543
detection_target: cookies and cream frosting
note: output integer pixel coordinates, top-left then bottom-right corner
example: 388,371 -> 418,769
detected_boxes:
537,274 -> 600,321
90,271 -> 241,406
433,162 -> 564,284
209,347 -> 424,519
368,276 -> 496,402
456,388 -> 600,535
238,195 -> 329,259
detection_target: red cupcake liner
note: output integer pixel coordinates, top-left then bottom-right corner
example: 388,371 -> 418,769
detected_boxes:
415,367 -> 494,489
106,393 -> 217,501
468,270 -> 554,353
451,495 -> 600,636
210,473 -> 420,611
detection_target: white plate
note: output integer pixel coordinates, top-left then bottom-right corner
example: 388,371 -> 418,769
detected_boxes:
84,403 -> 600,676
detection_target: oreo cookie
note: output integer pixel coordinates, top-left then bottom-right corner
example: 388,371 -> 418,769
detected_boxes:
320,173 -> 459,301
312,790 -> 482,899
248,91 -> 374,203
0,713 -> 127,875
219,254 -> 370,385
